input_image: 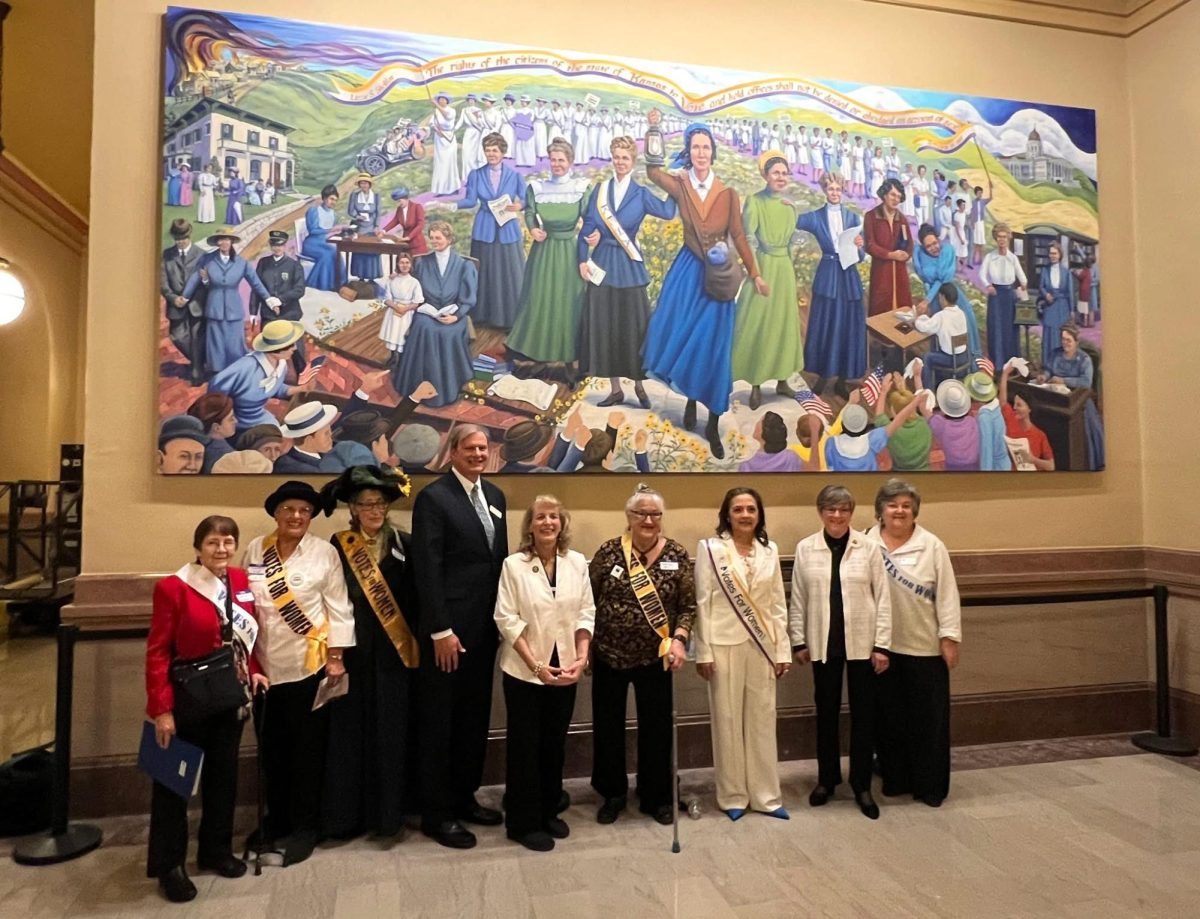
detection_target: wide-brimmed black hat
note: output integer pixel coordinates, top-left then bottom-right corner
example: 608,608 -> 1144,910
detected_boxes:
320,464 -> 412,509
264,480 -> 326,517
334,410 -> 390,447
500,420 -> 552,463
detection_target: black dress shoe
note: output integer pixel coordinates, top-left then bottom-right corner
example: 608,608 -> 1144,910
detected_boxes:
159,866 -> 197,903
508,829 -> 554,852
808,785 -> 833,807
198,853 -> 247,878
651,805 -> 674,826
855,791 -> 880,820
544,817 -> 570,839
633,381 -> 651,409
749,385 -> 762,410
919,795 -> 944,808
456,801 -> 503,826
683,399 -> 697,431
775,380 -> 796,397
557,789 -> 571,815
423,820 -> 477,849
705,414 -> 724,459
597,391 -> 626,407
596,795 -> 626,824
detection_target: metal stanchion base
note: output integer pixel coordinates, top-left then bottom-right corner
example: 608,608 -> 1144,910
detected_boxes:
12,824 -> 102,866
1131,731 -> 1199,757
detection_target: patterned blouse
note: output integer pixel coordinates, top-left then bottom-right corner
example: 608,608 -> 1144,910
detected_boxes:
589,536 -> 696,670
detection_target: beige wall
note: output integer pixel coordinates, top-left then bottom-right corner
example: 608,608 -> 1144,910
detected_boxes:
1,0 -> 95,212
84,0 -> 1141,576
0,196 -> 86,480
1128,1 -> 1200,551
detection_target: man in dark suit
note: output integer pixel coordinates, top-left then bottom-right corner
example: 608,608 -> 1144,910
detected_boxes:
251,230 -> 308,375
412,424 -> 508,848
159,218 -> 207,384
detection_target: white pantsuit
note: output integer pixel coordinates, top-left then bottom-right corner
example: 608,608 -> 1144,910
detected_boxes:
694,537 -> 790,812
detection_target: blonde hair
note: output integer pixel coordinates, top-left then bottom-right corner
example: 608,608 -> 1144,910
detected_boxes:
427,220 -> 455,243
610,135 -> 637,155
992,221 -> 1012,241
517,494 -> 571,556
819,171 -> 846,192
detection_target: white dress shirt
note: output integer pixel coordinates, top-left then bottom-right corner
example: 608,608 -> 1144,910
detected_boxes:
980,250 -> 1027,287
688,168 -> 712,202
610,173 -> 631,211
826,204 -> 844,239
494,549 -> 595,684
243,531 -> 355,686
915,304 -> 969,354
693,537 -> 790,664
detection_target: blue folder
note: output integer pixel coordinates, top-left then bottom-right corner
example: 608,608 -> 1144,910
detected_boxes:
137,721 -> 204,799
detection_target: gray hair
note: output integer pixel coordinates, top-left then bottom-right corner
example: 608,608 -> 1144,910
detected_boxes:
624,482 -> 665,514
873,478 -> 921,520
447,423 -> 487,452
816,484 -> 855,512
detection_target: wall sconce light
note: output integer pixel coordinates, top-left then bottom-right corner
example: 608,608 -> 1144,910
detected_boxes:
0,258 -> 27,325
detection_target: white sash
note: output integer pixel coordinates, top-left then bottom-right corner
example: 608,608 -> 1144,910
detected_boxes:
175,563 -> 259,653
597,179 -> 643,262
703,540 -> 777,670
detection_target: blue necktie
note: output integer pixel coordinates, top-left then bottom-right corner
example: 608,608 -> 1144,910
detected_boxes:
472,484 -> 495,550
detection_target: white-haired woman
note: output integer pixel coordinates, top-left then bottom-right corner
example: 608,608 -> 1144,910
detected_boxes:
494,495 -> 594,851
588,484 -> 695,825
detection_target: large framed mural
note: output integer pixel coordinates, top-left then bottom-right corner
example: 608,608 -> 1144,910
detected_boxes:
156,6 -> 1102,476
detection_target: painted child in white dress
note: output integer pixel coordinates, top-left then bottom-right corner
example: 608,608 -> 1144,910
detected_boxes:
379,252 -> 424,362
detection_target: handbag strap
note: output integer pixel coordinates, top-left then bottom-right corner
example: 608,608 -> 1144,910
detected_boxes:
220,576 -> 234,645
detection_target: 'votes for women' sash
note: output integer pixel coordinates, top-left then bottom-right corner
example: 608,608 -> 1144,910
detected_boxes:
597,179 -> 644,262
335,530 -> 419,668
704,540 -> 778,672
261,533 -> 328,675
621,533 -> 672,670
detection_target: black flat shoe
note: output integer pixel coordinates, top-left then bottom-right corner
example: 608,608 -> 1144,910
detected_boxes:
634,381 -> 651,409
775,380 -> 796,397
597,391 -> 626,407
508,830 -> 554,852
422,820 -> 477,849
919,795 -> 944,808
705,414 -> 724,459
596,795 -> 626,824
198,853 -> 247,878
557,789 -> 571,815
282,829 -> 317,866
749,385 -> 762,410
159,866 -> 197,903
855,791 -> 880,820
683,399 -> 697,431
456,800 -> 503,826
651,805 -> 674,826
808,785 -> 833,807
544,817 -> 570,839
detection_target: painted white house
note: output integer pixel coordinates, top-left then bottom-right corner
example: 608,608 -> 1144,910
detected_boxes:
163,99 -> 295,189
999,128 -> 1078,188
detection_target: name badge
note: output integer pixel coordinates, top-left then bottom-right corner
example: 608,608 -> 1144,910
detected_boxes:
899,556 -> 918,567
610,565 -> 624,579
489,505 -> 503,519
235,590 -> 254,603
288,572 -> 305,588
660,560 -> 679,571
247,565 -> 266,582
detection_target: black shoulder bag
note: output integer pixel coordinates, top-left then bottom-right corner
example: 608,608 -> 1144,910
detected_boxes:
168,579 -> 251,722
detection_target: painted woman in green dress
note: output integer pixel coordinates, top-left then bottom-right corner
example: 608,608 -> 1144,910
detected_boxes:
731,151 -> 805,410
506,137 -> 590,371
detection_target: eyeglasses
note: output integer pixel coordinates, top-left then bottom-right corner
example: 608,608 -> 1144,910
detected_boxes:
353,500 -> 390,511
629,510 -> 663,520
821,506 -> 853,516
278,505 -> 314,517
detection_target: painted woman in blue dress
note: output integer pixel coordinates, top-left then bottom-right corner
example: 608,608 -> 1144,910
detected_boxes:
912,224 -> 982,359
642,110 -> 765,459
1040,325 -> 1105,470
302,184 -> 341,292
391,221 -> 478,407
794,171 -> 865,396
1036,241 -> 1074,368
346,174 -> 382,284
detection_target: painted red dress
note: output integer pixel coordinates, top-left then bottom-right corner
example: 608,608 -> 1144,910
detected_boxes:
864,205 -> 914,316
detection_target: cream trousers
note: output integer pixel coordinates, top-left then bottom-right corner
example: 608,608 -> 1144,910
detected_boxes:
707,641 -> 782,812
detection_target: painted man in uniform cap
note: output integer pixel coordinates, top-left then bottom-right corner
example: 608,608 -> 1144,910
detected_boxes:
251,230 -> 309,374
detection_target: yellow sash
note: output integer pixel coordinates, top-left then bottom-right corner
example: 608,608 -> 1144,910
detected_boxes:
621,533 -> 672,669
704,539 -> 778,671
597,179 -> 644,262
335,530 -> 419,668
261,533 -> 328,675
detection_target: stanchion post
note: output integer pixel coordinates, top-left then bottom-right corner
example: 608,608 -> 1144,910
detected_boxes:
13,623 -> 103,865
1131,585 -> 1198,757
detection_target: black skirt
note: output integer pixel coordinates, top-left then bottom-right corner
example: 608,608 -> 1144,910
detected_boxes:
577,284 -> 651,380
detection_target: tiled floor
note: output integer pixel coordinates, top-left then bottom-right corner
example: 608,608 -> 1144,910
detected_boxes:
2,749 -> 1200,918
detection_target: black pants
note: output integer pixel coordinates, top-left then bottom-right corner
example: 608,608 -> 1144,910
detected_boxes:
812,657 -> 877,792
259,671 -> 328,839
877,653 -> 951,801
418,635 -> 498,827
503,674 -> 576,836
590,657 -> 672,812
146,707 -> 244,877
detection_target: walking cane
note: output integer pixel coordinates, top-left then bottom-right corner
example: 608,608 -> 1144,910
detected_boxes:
670,666 -> 681,854
246,685 -> 279,875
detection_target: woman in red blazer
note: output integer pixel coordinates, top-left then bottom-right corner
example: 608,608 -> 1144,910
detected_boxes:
381,186 -> 428,256
145,515 -> 267,903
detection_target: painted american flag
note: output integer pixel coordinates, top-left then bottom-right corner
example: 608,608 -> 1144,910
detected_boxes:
795,387 -> 833,420
975,356 -> 995,376
859,364 -> 886,404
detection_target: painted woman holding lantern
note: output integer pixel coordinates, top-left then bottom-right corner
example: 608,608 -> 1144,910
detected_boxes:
642,109 -> 765,459
320,465 -> 421,840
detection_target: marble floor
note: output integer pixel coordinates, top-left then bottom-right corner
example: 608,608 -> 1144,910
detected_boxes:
2,750 -> 1200,918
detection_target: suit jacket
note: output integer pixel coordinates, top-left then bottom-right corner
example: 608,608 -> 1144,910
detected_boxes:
1037,264 -> 1074,309
411,472 -> 508,649
182,252 -> 272,321
273,447 -> 323,474
252,254 -> 307,321
576,179 -> 676,288
160,245 -> 206,319
382,201 -> 429,255
458,163 -> 526,244
795,205 -> 864,300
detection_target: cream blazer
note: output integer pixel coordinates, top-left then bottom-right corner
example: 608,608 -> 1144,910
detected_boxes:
787,529 -> 891,663
693,537 -> 790,664
493,549 -> 596,684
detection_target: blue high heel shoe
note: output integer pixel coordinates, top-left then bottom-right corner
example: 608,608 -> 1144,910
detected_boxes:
725,808 -> 746,821
766,807 -> 790,820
